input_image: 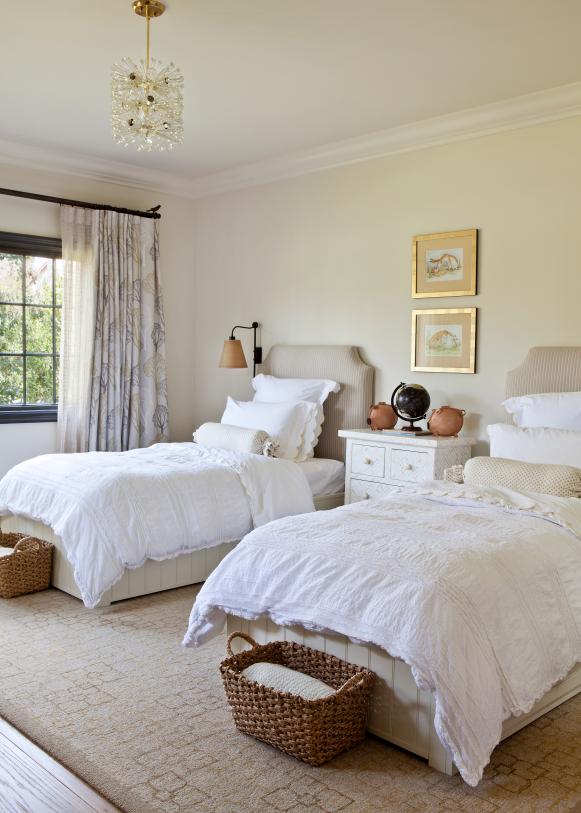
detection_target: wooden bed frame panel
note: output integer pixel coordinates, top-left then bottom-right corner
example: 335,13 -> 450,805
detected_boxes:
228,615 -> 581,777
0,494 -> 344,606
0,514 -> 237,606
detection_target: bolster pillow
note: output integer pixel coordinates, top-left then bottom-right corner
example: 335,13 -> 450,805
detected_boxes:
463,456 -> 581,498
193,422 -> 277,457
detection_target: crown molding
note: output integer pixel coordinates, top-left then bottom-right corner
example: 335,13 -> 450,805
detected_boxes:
0,137 -> 195,199
1,81 -> 581,201
187,81 -> 581,198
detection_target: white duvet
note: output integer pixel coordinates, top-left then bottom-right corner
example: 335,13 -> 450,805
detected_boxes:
0,442 -> 314,608
184,481 -> 581,786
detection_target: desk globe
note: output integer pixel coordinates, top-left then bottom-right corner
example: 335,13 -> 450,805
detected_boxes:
391,382 -> 431,432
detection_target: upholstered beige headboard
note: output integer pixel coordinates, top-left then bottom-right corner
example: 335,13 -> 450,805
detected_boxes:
261,345 -> 374,461
506,347 -> 581,401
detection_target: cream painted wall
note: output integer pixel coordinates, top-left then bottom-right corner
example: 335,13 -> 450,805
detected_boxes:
0,163 -> 196,477
191,116 -> 581,455
2,115 -> 581,477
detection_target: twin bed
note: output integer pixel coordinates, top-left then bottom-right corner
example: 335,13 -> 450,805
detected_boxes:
0,344 -> 373,606
183,346 -> 581,786
3,343 -> 581,787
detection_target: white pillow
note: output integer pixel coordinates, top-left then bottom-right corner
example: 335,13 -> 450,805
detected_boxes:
193,422 -> 275,456
502,391 -> 581,431
252,374 -> 340,405
252,375 -> 340,459
488,423 -> 581,468
221,397 -> 317,461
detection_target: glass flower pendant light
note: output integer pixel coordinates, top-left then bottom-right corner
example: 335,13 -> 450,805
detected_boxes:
111,0 -> 184,152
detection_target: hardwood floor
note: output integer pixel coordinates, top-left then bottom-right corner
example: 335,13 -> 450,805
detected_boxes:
0,718 -> 119,813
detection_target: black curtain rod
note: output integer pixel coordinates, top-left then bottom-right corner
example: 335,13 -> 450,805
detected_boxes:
0,187 -> 161,219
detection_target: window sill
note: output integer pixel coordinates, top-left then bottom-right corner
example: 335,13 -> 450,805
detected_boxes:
0,407 -> 57,424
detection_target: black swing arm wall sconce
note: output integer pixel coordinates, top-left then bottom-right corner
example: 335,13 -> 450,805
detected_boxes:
219,321 -> 263,376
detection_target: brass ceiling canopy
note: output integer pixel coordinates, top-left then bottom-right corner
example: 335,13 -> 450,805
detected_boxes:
132,1 -> 166,19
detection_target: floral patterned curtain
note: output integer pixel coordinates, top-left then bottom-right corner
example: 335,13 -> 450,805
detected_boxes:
58,206 -> 169,452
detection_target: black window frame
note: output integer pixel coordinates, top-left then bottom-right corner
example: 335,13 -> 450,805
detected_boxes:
0,231 -> 62,424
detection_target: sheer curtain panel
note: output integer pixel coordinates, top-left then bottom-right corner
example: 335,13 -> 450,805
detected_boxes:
58,205 -> 169,452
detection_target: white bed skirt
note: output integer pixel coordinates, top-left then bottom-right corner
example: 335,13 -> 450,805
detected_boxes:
0,492 -> 343,607
227,614 -> 581,777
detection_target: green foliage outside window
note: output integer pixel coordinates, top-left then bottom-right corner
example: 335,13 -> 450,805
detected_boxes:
0,252 -> 62,406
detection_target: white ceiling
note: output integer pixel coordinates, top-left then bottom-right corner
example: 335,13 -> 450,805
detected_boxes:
2,0 -> 581,191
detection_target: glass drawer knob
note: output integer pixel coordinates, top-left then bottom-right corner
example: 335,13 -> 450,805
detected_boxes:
364,457 -> 373,465
403,463 -> 413,470
363,492 -> 369,499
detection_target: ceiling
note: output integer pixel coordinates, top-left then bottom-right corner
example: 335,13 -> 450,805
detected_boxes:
2,0 -> 581,190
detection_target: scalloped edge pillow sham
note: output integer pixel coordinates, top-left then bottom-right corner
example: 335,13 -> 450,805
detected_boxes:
221,397 -> 318,462
252,375 -> 340,459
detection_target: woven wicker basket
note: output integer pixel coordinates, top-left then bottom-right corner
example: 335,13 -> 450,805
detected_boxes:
0,532 -> 53,599
220,631 -> 375,765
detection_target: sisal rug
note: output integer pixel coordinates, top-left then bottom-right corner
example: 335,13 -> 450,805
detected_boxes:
1,588 -> 581,813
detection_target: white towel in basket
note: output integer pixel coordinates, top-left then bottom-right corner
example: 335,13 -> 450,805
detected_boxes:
241,662 -> 335,700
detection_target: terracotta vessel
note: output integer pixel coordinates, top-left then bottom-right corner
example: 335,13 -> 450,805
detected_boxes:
427,406 -> 466,437
367,402 -> 397,431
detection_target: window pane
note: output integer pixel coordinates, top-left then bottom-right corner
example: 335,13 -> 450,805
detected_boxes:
0,356 -> 23,404
26,356 -> 54,404
54,307 -> 61,353
0,254 -> 23,303
25,256 -> 53,305
54,260 -> 63,306
26,306 -> 53,353
0,304 -> 23,352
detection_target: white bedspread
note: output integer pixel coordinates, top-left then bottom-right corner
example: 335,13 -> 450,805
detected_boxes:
184,481 -> 581,786
0,443 -> 314,609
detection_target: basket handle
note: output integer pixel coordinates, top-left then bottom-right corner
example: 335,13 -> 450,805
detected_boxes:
226,631 -> 258,658
12,536 -> 38,553
335,672 -> 367,695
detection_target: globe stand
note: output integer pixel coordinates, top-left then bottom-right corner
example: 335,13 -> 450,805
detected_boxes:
391,382 -> 431,434
400,420 -> 423,433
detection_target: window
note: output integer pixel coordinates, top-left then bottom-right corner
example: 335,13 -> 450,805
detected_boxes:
0,232 -> 63,423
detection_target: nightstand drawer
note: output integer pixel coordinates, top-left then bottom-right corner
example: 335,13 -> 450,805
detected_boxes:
340,429 -> 475,498
351,444 -> 385,477
389,449 -> 430,483
349,478 -> 399,503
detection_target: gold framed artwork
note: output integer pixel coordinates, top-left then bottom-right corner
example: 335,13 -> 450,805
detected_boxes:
412,229 -> 477,298
411,308 -> 477,374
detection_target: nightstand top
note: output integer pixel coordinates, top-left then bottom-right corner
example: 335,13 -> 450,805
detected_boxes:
338,428 -> 476,447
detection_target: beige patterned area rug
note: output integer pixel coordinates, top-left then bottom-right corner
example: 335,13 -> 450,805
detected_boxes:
2,588 -> 581,813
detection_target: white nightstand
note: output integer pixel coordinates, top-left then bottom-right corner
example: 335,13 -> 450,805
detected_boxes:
338,428 -> 475,504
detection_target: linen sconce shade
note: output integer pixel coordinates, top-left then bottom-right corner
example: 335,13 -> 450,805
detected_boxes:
219,321 -> 261,374
219,338 -> 248,369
